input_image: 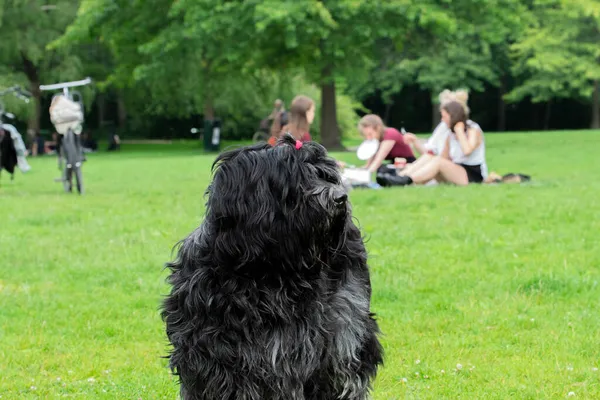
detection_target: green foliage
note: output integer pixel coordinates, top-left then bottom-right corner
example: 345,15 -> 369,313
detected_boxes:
0,0 -> 84,121
2,131 -> 600,397
351,0 -> 528,103
507,0 -> 600,103
54,0 -> 368,140
39,0 -> 600,135
0,74 -> 31,118
0,1 -> 82,81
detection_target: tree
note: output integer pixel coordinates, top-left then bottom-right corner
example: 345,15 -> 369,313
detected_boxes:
51,0 -> 178,131
0,0 -> 82,137
507,0 -> 600,128
57,0 -> 371,143
349,0 -> 527,130
248,0 -> 419,149
56,0 -> 306,135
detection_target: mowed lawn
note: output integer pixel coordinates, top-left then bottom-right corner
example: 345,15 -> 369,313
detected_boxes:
1,131 -> 599,399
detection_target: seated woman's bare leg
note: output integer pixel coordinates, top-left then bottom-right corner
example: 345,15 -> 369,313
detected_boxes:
410,157 -> 469,186
399,154 -> 434,176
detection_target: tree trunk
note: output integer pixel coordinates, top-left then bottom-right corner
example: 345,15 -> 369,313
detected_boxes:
116,93 -> 127,129
319,64 -> 343,150
497,78 -> 506,131
202,61 -> 215,121
383,102 -> 393,125
431,96 -> 440,129
543,100 -> 552,131
203,98 -> 215,121
20,52 -> 41,142
592,80 -> 600,129
27,86 -> 41,141
97,93 -> 105,129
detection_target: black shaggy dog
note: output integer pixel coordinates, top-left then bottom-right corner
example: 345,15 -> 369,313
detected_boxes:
162,135 -> 383,400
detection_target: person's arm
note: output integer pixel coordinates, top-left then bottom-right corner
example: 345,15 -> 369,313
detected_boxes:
454,122 -> 482,156
413,139 -> 428,155
404,133 -> 427,155
367,140 -> 395,173
441,136 -> 451,160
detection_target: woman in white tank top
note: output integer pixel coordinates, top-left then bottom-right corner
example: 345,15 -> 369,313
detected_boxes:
377,101 -> 487,186
448,119 -> 487,181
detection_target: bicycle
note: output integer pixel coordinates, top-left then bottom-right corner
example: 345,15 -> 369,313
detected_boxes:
39,77 -> 91,195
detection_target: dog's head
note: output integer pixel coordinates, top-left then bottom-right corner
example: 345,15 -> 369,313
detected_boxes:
204,134 -> 350,273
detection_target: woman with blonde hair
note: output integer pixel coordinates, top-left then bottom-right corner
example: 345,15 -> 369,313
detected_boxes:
358,114 -> 415,174
379,100 -> 487,186
404,89 -> 470,157
399,89 -> 487,180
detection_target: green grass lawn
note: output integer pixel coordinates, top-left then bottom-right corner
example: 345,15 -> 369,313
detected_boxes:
1,131 -> 599,399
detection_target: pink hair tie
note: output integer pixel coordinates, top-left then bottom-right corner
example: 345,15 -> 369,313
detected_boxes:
295,140 -> 303,150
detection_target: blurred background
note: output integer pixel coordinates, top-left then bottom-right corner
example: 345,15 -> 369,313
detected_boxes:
1,0 -> 599,146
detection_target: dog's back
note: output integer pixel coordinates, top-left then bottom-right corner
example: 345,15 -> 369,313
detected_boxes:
162,137 -> 383,400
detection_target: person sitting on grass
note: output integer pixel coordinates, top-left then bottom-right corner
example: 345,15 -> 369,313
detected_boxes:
403,90 -> 470,157
378,101 -> 486,187
358,114 -> 415,175
269,95 -> 315,145
401,89 -> 487,183
108,127 -> 121,152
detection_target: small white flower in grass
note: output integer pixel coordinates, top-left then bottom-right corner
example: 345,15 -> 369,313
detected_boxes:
104,370 -> 111,374
567,366 -> 573,371
87,377 -> 96,383
441,369 -> 445,374
415,372 -> 419,377
456,363 -> 463,371
592,367 -> 599,372
424,375 -> 429,379
415,359 -> 421,365
401,377 -> 408,383
56,377 -> 61,382
30,386 -> 36,390
568,391 -> 576,397
530,318 -> 535,322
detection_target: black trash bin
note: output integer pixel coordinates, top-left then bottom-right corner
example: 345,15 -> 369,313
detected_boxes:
203,119 -> 221,152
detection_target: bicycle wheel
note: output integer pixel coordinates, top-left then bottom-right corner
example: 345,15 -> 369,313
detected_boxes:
252,131 -> 270,143
74,165 -> 84,195
63,166 -> 72,193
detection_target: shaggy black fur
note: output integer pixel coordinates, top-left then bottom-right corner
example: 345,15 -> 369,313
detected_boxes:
162,135 -> 383,400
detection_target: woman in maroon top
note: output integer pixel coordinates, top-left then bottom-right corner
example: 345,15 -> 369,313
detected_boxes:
270,95 -> 314,145
358,114 -> 415,173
